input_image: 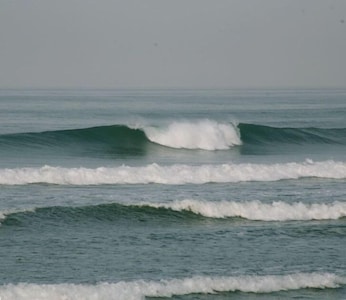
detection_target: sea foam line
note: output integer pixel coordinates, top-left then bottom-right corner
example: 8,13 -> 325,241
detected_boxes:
0,273 -> 344,300
139,199 -> 346,221
0,160 -> 345,185
143,119 -> 242,150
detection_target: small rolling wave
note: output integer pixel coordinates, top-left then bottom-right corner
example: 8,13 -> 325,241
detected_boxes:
1,200 -> 345,226
0,273 -> 344,300
0,203 -> 187,226
2,202 -> 222,228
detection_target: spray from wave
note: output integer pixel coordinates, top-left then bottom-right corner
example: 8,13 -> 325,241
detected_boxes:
143,119 -> 242,150
0,273 -> 344,300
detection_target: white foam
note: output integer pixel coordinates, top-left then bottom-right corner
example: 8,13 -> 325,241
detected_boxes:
0,160 -> 345,185
0,273 -> 344,300
143,119 -> 242,150
141,199 -> 346,221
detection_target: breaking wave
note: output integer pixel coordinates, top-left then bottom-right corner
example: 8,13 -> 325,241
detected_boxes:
0,160 -> 345,185
0,273 -> 344,300
0,120 -> 345,154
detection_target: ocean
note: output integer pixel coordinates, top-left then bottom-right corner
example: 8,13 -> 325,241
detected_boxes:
0,88 -> 345,300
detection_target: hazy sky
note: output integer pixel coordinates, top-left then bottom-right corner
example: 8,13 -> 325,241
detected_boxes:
1,0 -> 346,88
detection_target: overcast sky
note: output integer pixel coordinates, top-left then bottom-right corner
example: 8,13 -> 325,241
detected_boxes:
1,0 -> 346,88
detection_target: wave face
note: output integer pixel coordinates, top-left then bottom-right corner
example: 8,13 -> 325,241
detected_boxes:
1,121 -> 345,155
0,160 -> 345,185
143,120 -> 242,150
0,273 -> 344,300
0,125 -> 148,156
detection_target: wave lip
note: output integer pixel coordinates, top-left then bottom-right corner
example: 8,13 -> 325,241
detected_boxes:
143,119 -> 242,150
0,160 -> 346,185
0,273 -> 344,300
140,199 -> 346,221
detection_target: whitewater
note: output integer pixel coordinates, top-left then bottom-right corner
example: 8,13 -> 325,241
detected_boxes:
143,120 -> 242,150
138,199 -> 346,221
1,160 -> 345,185
1,273 -> 344,300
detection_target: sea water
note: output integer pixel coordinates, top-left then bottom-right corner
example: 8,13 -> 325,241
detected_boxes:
0,88 -> 345,299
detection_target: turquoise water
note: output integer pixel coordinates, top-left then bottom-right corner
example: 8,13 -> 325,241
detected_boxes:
0,89 -> 345,299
